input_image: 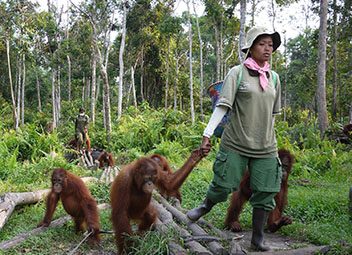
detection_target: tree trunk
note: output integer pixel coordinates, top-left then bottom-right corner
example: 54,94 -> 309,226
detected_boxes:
238,0 -> 246,63
250,0 -> 257,26
165,37 -> 170,109
130,66 -> 137,107
193,1 -> 204,121
174,52 -> 179,111
316,0 -> 329,138
51,69 -> 57,129
101,66 -> 111,142
214,25 -> 221,81
95,76 -> 101,103
82,76 -> 85,102
331,0 -> 338,120
187,0 -> 195,124
16,56 -> 22,128
283,34 -> 288,122
140,46 -> 145,102
21,55 -> 25,126
224,46 -> 235,79
118,2 -> 127,119
6,39 -> 18,130
0,190 -> 51,230
36,73 -> 42,112
56,67 -> 61,124
67,55 -> 72,102
86,78 -> 90,105
270,0 -> 276,31
91,53 -> 97,124
219,14 -> 224,79
66,26 -> 72,102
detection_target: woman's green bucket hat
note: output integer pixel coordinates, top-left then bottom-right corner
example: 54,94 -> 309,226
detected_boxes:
241,26 -> 281,53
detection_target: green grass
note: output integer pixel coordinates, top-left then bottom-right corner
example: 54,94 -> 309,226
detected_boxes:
1,107 -> 352,254
180,151 -> 352,254
1,151 -> 352,254
1,150 -> 352,254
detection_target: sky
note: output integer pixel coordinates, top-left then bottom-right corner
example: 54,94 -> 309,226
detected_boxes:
173,0 -> 320,41
34,0 -> 320,50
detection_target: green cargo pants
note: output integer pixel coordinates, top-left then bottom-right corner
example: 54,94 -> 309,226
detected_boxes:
206,147 -> 282,211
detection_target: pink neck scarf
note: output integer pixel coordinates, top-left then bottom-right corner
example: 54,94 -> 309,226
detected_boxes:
243,57 -> 270,91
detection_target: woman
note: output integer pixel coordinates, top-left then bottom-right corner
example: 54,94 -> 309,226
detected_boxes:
186,26 -> 282,252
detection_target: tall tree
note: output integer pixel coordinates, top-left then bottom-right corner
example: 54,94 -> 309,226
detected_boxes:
238,0 -> 246,62
159,14 -> 182,109
46,0 -> 63,129
6,38 -> 18,129
118,1 -> 128,119
21,54 -> 26,126
91,49 -> 97,123
316,0 -> 329,137
331,0 -> 339,120
73,0 -> 115,141
66,27 -> 72,102
186,0 -> 195,124
193,0 -> 204,120
36,73 -> 42,112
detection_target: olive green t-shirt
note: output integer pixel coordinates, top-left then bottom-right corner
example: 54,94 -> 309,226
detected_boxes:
75,114 -> 89,133
217,65 -> 281,158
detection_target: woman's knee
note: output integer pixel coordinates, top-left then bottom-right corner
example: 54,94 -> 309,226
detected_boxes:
249,191 -> 276,210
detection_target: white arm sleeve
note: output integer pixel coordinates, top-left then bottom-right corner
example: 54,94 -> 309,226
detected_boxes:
203,105 -> 228,138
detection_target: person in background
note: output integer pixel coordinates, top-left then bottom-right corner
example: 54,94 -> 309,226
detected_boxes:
187,26 -> 282,252
75,107 -> 90,151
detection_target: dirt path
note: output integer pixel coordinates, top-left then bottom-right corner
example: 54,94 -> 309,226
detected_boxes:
229,230 -> 326,255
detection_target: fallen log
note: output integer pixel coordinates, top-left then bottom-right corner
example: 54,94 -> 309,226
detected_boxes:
229,239 -> 247,255
154,193 -> 228,255
99,166 -> 120,184
153,199 -> 212,254
0,177 -> 97,230
80,151 -> 96,169
0,203 -> 109,250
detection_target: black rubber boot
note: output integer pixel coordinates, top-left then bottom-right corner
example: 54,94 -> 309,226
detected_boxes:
186,198 -> 215,222
251,208 -> 270,251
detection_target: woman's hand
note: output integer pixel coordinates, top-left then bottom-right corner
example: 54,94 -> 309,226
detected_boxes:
200,136 -> 211,156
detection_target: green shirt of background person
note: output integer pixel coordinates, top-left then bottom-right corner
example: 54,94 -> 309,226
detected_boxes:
75,108 -> 90,150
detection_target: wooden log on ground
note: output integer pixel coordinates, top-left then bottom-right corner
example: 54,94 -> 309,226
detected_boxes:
155,218 -> 188,255
0,203 -> 109,250
154,193 -> 228,255
81,151 -> 95,168
153,199 -> 212,255
153,199 -> 187,254
0,177 -> 97,230
229,239 -> 246,255
99,166 -> 120,184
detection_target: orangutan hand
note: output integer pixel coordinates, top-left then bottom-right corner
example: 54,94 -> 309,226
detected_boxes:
200,136 -> 211,156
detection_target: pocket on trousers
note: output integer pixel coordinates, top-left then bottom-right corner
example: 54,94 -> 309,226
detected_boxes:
213,150 -> 228,180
